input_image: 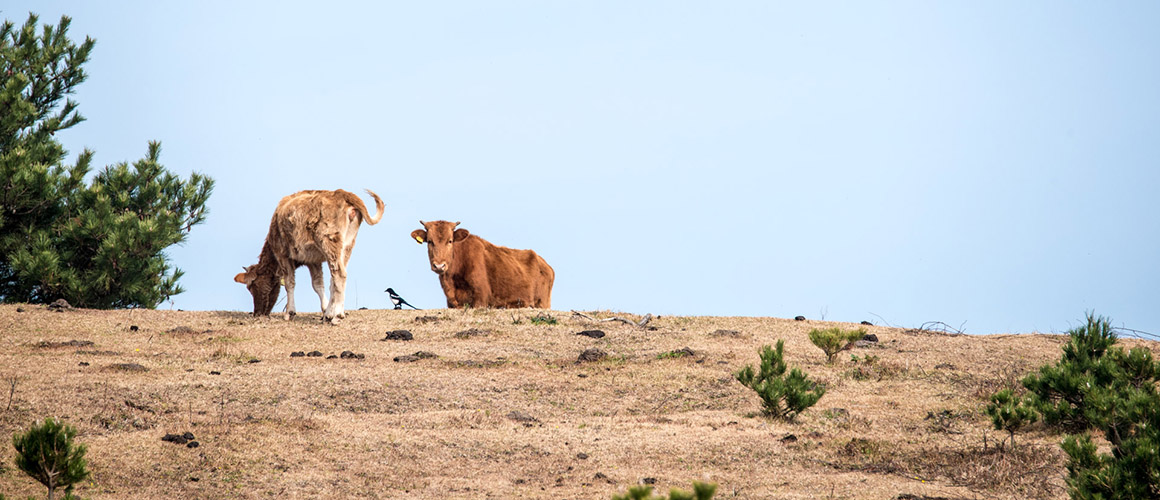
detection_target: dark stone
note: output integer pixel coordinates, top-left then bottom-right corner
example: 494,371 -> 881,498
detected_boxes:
576,452 -> 589,460
248,359 -> 260,363
290,351 -> 305,357
794,315 -> 806,321
209,371 -> 221,375
576,330 -> 605,339
78,362 -> 89,366
16,307 -> 25,313
780,434 -> 798,444
594,472 -> 611,482
358,307 -> 368,310
382,330 -> 414,341
860,321 -> 873,325
307,351 -> 324,357
48,298 -> 71,310
340,351 -> 364,359
182,432 -> 195,440
190,477 -> 199,482
326,355 -> 338,359
577,348 -> 607,363
162,433 -> 188,445
934,363 -> 955,370
130,325 -> 139,331
862,333 -> 879,342
186,441 -> 200,448
642,478 -> 657,485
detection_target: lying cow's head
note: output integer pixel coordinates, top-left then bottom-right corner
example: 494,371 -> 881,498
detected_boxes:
234,265 -> 280,316
411,220 -> 469,275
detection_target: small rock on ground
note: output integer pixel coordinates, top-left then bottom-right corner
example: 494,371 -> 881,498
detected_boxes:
794,315 -> 806,321
576,330 -> 605,339
382,330 -> 414,341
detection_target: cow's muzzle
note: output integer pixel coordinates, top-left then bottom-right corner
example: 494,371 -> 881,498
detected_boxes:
432,262 -> 448,274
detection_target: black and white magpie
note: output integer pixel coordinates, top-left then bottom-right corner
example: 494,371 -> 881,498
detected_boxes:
385,288 -> 419,310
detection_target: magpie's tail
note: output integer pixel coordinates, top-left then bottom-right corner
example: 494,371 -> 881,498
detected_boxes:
404,301 -> 420,310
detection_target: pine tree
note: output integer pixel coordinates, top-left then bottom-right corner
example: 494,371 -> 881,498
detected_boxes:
1018,312 -> 1160,498
984,389 -> 1037,451
12,417 -> 89,500
735,340 -> 825,421
0,14 -> 213,308
808,327 -> 867,364
1021,313 -> 1120,432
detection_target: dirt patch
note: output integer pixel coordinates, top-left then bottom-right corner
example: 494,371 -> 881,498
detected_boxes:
103,363 -> 148,373
453,328 -> 490,339
394,351 -> 438,363
577,348 -> 607,363
36,339 -> 94,348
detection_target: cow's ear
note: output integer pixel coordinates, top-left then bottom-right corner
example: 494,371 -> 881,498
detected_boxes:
410,229 -> 427,244
453,228 -> 470,242
234,272 -> 254,285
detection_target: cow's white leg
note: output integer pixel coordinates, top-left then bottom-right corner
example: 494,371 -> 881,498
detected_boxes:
323,260 -> 347,323
307,263 -> 327,313
283,270 -> 296,320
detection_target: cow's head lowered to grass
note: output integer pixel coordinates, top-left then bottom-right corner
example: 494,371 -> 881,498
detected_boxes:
411,220 -> 469,275
234,261 -> 280,316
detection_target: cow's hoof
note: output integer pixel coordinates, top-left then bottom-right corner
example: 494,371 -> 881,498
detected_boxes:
323,315 -> 341,325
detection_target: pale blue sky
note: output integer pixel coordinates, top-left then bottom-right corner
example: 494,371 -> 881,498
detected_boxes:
6,2 -> 1158,334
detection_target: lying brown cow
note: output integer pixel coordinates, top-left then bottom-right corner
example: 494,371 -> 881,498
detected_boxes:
411,220 -> 553,309
235,189 -> 384,323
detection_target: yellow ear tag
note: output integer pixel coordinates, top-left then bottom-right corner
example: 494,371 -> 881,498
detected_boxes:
280,278 -> 285,286
415,236 -> 424,243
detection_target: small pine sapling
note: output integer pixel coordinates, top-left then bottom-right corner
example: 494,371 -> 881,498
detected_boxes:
611,481 -> 717,500
808,327 -> 867,364
12,417 -> 90,500
985,389 -> 1038,451
735,340 -> 825,420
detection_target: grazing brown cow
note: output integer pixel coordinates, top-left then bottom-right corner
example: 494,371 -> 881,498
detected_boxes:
235,189 -> 384,323
411,220 -> 553,309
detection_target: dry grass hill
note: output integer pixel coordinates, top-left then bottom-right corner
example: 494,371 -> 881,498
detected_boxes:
1,304 -> 1153,499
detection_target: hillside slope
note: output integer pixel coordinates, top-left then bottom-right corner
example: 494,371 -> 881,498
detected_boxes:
1,305 -> 1149,499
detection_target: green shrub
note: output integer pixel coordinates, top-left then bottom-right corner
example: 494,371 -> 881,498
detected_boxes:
529,314 -> 557,325
735,340 -> 825,420
808,327 -> 866,364
612,481 -> 717,500
1018,312 -> 1160,499
1021,313 -> 1121,432
985,389 -> 1037,451
12,417 -> 90,500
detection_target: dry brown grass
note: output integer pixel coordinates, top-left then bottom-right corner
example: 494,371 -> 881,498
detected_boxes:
0,305 -> 1154,499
